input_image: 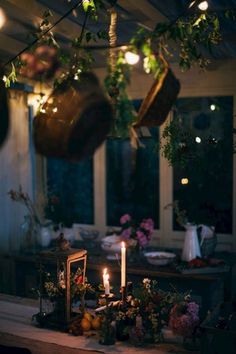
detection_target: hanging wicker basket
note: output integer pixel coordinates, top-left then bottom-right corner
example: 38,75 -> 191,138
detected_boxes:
135,57 -> 180,128
33,72 -> 113,161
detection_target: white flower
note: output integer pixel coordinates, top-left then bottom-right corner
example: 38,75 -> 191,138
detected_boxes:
143,278 -> 151,285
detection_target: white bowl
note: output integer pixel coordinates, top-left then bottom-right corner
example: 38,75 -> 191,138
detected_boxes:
101,235 -> 122,253
144,251 -> 176,266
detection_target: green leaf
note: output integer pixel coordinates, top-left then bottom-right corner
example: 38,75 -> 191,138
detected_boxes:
43,9 -> 53,18
82,0 -> 96,13
213,17 -> 219,31
85,31 -> 92,42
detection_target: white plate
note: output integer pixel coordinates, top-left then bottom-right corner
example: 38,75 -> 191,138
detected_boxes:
101,235 -> 121,253
144,251 -> 176,266
106,253 -> 121,261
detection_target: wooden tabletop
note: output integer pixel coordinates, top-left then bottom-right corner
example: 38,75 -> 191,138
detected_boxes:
87,253 -> 230,281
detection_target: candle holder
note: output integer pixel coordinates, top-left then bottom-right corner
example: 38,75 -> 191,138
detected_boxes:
99,293 -> 116,346
120,286 -> 127,304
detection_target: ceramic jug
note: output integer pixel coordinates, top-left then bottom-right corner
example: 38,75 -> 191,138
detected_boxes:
181,223 -> 201,262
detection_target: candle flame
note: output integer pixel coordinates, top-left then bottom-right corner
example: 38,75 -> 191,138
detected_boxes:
103,268 -> 107,275
121,241 -> 125,248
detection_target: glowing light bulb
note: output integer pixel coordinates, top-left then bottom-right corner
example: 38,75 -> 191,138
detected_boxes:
125,51 -> 140,65
0,8 -> 6,29
195,136 -> 201,143
52,107 -> 58,113
198,1 -> 208,11
181,178 -> 189,185
210,104 -> 216,111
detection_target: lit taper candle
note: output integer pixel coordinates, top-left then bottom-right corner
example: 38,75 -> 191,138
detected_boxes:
121,241 -> 126,287
103,268 -> 110,295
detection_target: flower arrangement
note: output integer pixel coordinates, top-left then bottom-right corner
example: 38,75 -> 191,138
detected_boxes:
164,200 -> 188,227
43,267 -> 94,313
168,300 -> 199,337
110,278 -> 192,344
8,185 -> 42,225
119,214 -> 154,248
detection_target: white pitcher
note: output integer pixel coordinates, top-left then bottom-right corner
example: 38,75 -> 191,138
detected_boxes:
181,223 -> 201,262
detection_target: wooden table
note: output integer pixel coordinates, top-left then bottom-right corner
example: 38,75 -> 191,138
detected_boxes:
0,294 -> 198,354
0,248 -> 232,318
86,251 -> 231,317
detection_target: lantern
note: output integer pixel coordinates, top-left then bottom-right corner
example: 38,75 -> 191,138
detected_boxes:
36,241 -> 87,330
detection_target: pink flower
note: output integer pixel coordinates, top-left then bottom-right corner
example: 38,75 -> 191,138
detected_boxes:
136,230 -> 148,247
120,214 -> 131,225
140,218 -> 154,232
119,215 -> 154,247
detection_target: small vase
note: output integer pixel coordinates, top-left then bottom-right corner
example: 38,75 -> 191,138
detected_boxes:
116,319 -> 129,341
181,223 -> 201,262
99,319 -> 116,345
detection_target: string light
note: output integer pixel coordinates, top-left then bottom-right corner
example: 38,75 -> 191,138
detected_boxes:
124,51 -> 140,65
189,1 -> 208,11
27,92 -> 48,111
181,178 -> 189,185
198,1 -> 208,11
195,136 -> 201,143
210,104 -> 216,111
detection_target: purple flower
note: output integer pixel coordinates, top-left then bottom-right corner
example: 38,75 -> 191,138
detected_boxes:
120,214 -> 131,225
121,227 -> 132,239
169,302 -> 199,337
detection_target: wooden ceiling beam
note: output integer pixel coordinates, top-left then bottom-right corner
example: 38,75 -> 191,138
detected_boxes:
0,33 -> 26,56
4,0 -> 83,40
117,0 -> 167,30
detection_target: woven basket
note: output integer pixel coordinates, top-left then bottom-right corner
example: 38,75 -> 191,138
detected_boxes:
135,56 -> 180,127
33,72 -> 113,161
200,233 -> 217,257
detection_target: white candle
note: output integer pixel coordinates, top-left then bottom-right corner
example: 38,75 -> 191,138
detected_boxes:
103,268 -> 110,295
121,242 -> 126,287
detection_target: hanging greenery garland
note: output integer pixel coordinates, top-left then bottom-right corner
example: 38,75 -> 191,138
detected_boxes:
1,0 -> 236,159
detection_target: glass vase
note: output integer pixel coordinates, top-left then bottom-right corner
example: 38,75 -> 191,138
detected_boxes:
128,243 -> 143,263
20,215 -> 40,254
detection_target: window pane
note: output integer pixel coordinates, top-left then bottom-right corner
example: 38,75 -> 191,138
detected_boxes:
173,96 -> 233,233
47,158 -> 94,225
106,127 -> 159,227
